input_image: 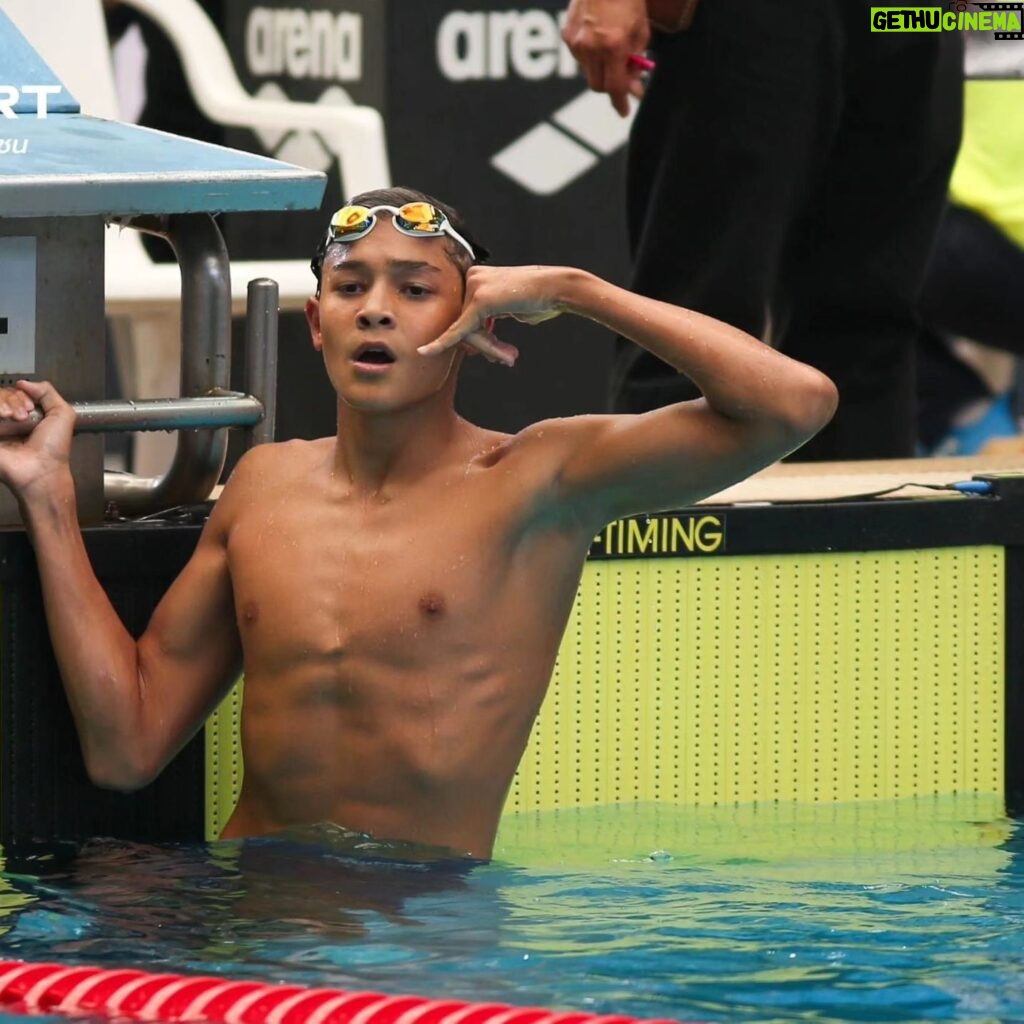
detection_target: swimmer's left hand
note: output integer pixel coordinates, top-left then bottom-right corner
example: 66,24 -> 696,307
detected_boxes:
418,265 -> 568,368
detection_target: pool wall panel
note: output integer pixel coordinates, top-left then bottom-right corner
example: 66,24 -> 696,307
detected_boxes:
507,548 -> 1004,812
0,524 -> 206,848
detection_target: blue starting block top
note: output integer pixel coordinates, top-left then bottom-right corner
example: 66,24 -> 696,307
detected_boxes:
0,10 -> 325,218
0,119 -> 327,218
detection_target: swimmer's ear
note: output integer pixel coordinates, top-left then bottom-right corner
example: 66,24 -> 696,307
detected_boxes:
305,296 -> 323,351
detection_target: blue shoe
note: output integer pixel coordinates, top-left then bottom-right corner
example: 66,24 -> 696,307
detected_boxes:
930,392 -> 1019,456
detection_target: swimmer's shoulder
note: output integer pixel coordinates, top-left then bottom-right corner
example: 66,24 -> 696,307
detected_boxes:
212,438 -> 332,518
233,437 -> 330,481
475,415 -> 629,532
465,418 -> 611,532
479,416 -> 606,473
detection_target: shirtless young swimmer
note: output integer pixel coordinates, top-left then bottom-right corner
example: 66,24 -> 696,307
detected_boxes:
0,187 -> 837,860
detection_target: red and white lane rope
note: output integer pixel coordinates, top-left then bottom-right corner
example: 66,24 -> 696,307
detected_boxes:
0,960 -> 686,1024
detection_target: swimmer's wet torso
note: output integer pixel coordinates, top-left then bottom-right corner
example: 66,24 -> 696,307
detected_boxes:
221,424 -> 594,858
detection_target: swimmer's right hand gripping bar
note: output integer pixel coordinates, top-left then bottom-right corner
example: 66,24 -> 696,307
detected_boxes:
0,275 -> 279,449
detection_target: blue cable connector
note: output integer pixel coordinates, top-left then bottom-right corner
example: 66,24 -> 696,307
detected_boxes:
950,480 -> 994,495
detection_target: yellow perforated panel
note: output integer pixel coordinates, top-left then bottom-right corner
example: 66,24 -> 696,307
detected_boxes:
508,547 -> 1004,811
205,681 -> 243,841
205,546 -> 1005,838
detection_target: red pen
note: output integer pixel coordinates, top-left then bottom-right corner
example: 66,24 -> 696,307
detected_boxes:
628,53 -> 656,71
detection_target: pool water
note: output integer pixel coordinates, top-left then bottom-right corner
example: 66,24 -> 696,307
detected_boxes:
0,796 -> 1020,1024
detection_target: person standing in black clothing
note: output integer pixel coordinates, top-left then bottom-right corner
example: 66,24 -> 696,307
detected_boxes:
563,0 -> 962,461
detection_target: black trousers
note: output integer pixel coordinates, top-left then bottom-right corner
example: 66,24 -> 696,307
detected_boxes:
612,0 -> 963,461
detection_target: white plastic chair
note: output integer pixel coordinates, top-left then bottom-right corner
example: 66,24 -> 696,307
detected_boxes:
105,0 -> 390,316
3,0 -> 391,470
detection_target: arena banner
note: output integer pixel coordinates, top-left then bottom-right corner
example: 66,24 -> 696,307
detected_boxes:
223,0 -> 630,435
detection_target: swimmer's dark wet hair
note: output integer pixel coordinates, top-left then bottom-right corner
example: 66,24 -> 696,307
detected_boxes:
311,186 -> 490,296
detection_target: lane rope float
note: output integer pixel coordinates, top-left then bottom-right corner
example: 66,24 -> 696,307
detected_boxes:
0,960 -> 687,1024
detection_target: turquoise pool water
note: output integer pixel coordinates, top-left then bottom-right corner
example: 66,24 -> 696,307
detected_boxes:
0,796 -> 1019,1024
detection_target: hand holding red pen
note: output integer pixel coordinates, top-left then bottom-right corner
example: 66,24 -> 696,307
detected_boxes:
628,53 -> 656,72
562,0 -> 650,117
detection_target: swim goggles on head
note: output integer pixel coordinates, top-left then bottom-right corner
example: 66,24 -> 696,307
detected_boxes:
314,202 -> 476,271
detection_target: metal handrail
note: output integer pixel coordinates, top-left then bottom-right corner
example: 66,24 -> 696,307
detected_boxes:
0,254 -> 281,517
0,392 -> 263,438
104,271 -> 279,514
99,213 -> 232,514
243,278 -> 279,448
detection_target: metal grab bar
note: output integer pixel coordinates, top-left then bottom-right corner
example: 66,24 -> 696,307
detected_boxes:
103,213 -> 232,514
0,274 -> 280,517
83,392 -> 264,432
100,273 -> 280,514
0,392 -> 263,437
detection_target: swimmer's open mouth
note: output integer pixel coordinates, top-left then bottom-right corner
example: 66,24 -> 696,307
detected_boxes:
353,343 -> 396,364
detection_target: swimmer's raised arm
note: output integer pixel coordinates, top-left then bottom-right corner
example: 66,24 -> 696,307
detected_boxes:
419,264 -> 838,525
0,380 -> 242,790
